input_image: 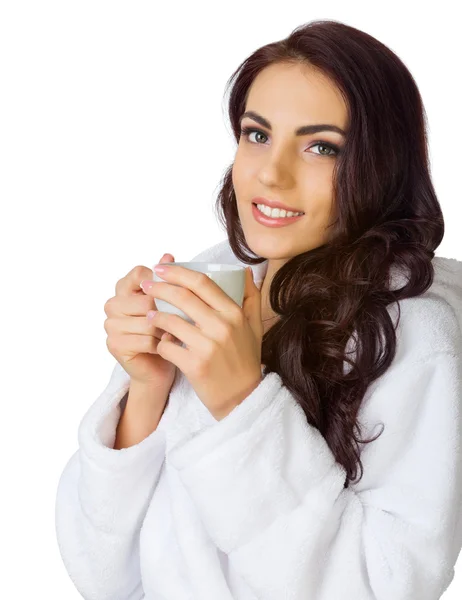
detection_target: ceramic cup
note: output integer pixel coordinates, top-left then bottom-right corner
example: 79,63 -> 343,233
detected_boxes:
152,262 -> 247,347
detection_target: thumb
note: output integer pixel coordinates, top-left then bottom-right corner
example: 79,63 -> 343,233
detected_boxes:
158,253 -> 175,265
151,253 -> 174,277
242,266 -> 262,335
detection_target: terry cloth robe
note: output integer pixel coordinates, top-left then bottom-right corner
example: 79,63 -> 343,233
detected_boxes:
55,238 -> 462,600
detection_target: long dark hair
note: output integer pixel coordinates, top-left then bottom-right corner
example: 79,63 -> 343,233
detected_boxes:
213,19 -> 444,488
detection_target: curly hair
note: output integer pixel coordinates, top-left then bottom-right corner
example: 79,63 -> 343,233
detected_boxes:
213,19 -> 445,488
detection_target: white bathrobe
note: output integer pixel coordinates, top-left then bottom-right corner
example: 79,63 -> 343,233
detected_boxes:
55,238 -> 462,600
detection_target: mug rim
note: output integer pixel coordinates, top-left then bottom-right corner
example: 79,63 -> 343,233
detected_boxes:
157,262 -> 246,272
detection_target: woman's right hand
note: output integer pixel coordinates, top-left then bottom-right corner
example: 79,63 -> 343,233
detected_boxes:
104,253 -> 179,392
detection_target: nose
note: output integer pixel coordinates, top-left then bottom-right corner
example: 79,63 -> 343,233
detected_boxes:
257,144 -> 297,189
258,161 -> 295,190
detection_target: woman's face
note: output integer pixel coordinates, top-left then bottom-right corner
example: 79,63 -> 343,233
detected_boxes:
232,61 -> 348,262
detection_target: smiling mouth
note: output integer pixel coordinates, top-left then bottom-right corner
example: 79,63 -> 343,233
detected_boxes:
252,202 -> 305,216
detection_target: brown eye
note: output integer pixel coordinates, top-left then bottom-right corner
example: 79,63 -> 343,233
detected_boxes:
309,142 -> 339,157
240,126 -> 268,144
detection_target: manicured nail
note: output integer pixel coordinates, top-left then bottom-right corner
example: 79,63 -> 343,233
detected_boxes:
153,265 -> 167,273
140,280 -> 154,291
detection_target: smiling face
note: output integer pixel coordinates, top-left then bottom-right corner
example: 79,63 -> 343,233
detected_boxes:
232,61 -> 349,267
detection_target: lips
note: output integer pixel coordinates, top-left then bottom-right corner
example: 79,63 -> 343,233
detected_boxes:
251,196 -> 304,214
251,202 -> 304,227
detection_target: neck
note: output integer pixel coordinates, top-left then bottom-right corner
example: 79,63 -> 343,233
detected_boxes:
259,259 -> 283,325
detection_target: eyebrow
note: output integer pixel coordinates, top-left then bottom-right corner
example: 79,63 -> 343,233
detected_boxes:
239,110 -> 347,138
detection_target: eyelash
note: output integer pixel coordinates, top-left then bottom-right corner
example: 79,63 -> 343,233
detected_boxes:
239,126 -> 341,157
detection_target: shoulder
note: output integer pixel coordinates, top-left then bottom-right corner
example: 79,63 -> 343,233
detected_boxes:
354,256 -> 462,433
354,257 -> 462,455
387,256 -> 462,366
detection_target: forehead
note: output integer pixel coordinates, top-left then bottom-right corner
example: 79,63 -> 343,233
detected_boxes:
245,62 -> 348,130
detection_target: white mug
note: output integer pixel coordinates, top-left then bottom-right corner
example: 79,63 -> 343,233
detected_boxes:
152,262 -> 247,347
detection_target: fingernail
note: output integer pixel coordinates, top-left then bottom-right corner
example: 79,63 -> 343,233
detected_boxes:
140,280 -> 154,291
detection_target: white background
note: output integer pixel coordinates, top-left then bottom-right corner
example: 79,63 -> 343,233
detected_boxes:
1,1 -> 460,598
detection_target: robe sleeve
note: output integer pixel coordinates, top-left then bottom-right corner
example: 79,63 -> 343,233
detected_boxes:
55,362 -> 169,600
167,349 -> 462,600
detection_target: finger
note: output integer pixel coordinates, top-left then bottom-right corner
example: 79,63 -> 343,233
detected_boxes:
116,265 -> 155,297
146,280 -> 234,345
111,332 -> 164,356
105,314 -> 169,341
161,331 -> 183,345
116,253 -> 175,297
105,294 -> 156,318
150,310 -> 210,355
155,327 -> 187,371
242,266 -> 262,336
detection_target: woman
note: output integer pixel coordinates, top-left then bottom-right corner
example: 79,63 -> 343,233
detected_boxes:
55,19 -> 462,599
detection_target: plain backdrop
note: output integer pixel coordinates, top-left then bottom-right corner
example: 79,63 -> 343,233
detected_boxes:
1,1 -> 460,598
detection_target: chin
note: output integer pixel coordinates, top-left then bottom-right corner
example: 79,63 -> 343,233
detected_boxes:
242,229 -> 297,260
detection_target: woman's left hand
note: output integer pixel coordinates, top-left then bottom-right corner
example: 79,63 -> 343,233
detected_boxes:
140,264 -> 264,420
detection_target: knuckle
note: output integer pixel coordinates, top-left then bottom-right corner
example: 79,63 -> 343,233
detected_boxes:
189,357 -> 205,378
103,317 -> 111,333
106,337 -> 116,354
196,360 -> 210,379
216,322 -> 233,344
114,277 -> 126,295
196,270 -> 208,283
177,286 -> 190,302
143,335 -> 154,351
133,265 -> 151,285
192,270 -> 208,288
103,298 -> 113,315
193,340 -> 216,376
208,338 -> 219,357
232,309 -> 245,326
115,266 -> 147,294
133,265 -> 147,278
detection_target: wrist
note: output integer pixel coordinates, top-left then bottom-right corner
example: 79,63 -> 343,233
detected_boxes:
212,375 -> 263,421
127,378 -> 172,408
129,377 -> 172,393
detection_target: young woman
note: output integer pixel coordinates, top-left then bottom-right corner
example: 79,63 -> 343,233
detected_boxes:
55,19 -> 462,599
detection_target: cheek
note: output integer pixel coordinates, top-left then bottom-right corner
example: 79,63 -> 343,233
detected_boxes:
303,168 -> 333,199
301,182 -> 334,224
231,160 -> 248,203
304,163 -> 332,188
232,162 -> 245,214
233,150 -> 257,184
231,159 -> 241,192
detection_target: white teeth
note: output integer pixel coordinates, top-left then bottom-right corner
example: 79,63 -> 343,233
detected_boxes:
256,203 -> 304,218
